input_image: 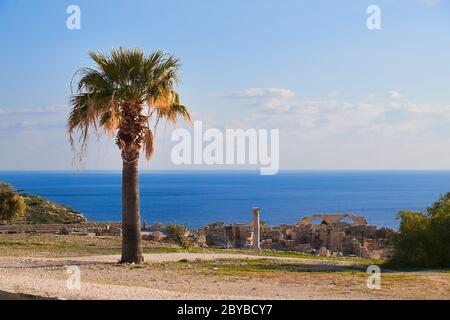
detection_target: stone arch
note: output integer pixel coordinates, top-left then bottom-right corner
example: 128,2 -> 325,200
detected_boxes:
298,214 -> 367,226
310,217 -> 328,225
338,216 -> 354,224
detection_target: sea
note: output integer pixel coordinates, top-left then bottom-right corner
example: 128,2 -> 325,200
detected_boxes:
1,170 -> 450,229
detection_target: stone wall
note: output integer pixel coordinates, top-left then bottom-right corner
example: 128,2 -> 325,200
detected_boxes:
201,214 -> 395,259
201,222 -> 252,248
0,212 -> 396,259
0,222 -> 121,236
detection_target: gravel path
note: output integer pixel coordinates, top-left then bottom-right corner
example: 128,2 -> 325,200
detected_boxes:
0,252 -> 360,300
58,253 -> 361,266
1,253 -> 448,300
0,272 -> 251,300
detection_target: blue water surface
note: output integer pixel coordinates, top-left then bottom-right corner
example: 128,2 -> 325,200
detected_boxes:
1,170 -> 450,228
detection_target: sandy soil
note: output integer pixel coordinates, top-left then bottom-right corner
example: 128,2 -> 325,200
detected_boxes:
1,252 -> 449,300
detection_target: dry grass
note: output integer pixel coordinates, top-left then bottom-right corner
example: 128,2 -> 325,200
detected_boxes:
0,234 -> 449,300
0,234 -> 381,265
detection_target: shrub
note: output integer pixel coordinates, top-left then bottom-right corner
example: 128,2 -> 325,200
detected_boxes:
0,183 -> 26,221
390,193 -> 450,268
166,223 -> 197,249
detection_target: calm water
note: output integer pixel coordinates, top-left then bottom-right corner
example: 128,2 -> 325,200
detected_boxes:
1,171 -> 450,228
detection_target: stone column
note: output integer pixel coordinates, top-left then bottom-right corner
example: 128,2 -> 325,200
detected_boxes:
252,207 -> 261,250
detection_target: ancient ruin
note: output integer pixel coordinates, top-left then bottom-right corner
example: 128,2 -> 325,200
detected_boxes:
252,207 -> 261,250
0,209 -> 395,260
200,212 -> 395,259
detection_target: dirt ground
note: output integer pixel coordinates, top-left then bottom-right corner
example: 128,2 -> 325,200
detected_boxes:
0,234 -> 449,300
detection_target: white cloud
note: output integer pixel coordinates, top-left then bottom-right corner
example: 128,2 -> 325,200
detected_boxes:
387,90 -> 402,99
0,105 -> 68,116
0,105 -> 69,134
4,95 -> 450,170
328,90 -> 339,98
232,87 -> 296,99
417,0 -> 440,5
223,88 -> 450,142
219,90 -> 450,169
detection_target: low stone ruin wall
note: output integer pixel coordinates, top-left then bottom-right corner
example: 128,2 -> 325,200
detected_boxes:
200,214 -> 395,259
0,222 -> 121,236
0,213 -> 396,259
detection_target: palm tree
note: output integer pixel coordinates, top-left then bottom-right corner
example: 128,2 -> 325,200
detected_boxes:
68,48 -> 191,264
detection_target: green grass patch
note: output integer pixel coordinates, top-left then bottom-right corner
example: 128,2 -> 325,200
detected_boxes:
0,235 -> 122,257
151,258 -> 367,277
0,239 -> 46,247
142,247 -> 193,254
159,247 -> 384,266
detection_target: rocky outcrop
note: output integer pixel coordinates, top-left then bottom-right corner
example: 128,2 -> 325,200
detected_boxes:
14,194 -> 86,224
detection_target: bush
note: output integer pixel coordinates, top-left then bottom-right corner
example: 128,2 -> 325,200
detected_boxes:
390,193 -> 450,268
0,183 -> 26,221
166,223 -> 197,249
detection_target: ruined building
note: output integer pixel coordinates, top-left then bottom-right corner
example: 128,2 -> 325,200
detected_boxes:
201,213 -> 395,259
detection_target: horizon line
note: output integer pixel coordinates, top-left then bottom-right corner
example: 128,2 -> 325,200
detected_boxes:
3,169 -> 450,173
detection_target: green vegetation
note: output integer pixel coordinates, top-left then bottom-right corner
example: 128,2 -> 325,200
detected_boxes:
0,180 -> 85,224
0,183 -> 26,221
147,258 -> 369,278
0,233 -> 383,268
142,245 -> 382,266
19,194 -> 85,224
166,223 -> 197,249
0,235 -> 122,257
235,249 -> 384,266
390,193 -> 450,268
187,259 -> 366,276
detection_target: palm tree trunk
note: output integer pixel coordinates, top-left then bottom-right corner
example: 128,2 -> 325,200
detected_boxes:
120,159 -> 144,264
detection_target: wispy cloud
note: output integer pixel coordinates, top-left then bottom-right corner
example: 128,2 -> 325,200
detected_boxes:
222,88 -> 450,141
0,105 -> 68,116
230,87 -> 296,99
387,90 -> 402,99
328,90 -> 339,98
417,0 -> 441,5
0,105 -> 69,134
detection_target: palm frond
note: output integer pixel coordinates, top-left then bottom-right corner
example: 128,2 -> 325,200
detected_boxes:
68,47 -> 192,163
142,127 -> 155,160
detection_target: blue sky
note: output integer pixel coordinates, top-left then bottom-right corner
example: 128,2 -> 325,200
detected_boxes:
1,0 -> 450,170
